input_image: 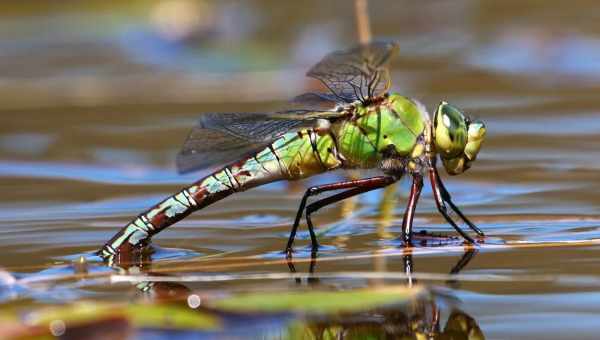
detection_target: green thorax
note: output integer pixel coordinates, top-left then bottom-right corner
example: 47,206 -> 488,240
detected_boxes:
334,93 -> 427,169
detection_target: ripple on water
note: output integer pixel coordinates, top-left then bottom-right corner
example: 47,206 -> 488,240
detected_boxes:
59,246 -> 202,265
260,244 -> 339,260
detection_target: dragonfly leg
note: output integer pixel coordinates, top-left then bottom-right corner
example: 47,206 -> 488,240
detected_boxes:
304,182 -> 396,248
447,248 -> 478,288
403,252 -> 413,275
428,167 -> 476,243
287,176 -> 396,253
400,174 -> 423,246
434,167 -> 485,236
450,247 -> 478,274
286,250 -> 318,285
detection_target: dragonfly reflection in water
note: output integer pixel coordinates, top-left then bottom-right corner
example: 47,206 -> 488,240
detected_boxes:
130,250 -> 484,339
99,41 -> 487,262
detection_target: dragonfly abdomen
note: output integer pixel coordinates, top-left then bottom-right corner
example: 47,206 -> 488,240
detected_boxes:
257,129 -> 343,180
99,128 -> 343,260
99,176 -> 234,260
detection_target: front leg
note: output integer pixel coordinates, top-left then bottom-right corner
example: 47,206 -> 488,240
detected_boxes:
286,176 -> 397,253
428,166 -> 477,243
433,166 -> 484,236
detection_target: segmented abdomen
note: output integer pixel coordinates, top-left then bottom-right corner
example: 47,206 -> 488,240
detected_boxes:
99,128 -> 343,261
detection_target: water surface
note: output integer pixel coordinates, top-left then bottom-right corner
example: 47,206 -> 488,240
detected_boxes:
2,1 -> 600,339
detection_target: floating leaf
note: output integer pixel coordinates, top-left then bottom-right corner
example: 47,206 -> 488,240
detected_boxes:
212,286 -> 422,314
24,302 -> 221,332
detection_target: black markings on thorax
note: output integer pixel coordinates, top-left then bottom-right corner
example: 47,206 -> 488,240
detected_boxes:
328,130 -> 345,167
355,124 -> 377,150
307,129 -> 326,170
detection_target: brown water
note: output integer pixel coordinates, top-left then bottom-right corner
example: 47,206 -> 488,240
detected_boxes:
2,1 -> 600,339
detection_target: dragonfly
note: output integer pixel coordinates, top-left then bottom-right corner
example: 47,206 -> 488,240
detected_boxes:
99,41 -> 486,262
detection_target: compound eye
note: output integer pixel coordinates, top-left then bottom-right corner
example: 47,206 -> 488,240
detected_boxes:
434,102 -> 467,158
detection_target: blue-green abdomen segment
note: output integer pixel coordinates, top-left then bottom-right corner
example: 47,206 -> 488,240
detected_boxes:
99,129 -> 343,261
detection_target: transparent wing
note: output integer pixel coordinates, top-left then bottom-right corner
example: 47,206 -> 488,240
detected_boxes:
307,41 -> 399,103
177,127 -> 273,174
290,92 -> 341,111
200,112 -> 308,142
176,111 -> 341,174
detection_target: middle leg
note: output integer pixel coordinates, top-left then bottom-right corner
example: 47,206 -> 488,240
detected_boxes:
400,174 -> 424,246
286,176 -> 396,253
434,167 -> 484,236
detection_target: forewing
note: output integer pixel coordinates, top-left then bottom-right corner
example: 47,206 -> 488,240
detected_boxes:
307,41 -> 399,103
201,112 -> 306,142
176,111 -> 326,174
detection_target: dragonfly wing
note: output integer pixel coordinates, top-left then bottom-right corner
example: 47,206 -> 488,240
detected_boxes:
200,112 -> 307,142
307,41 -> 399,103
176,128 -> 272,174
176,111 -> 330,174
290,92 -> 341,110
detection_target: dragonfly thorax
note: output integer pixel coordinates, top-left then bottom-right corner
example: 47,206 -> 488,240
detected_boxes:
314,118 -> 331,135
333,94 -> 428,175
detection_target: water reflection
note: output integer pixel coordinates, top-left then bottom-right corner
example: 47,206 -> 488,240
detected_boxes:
296,307 -> 483,340
124,248 -> 484,339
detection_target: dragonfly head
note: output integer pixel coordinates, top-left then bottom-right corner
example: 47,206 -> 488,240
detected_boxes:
433,102 -> 486,175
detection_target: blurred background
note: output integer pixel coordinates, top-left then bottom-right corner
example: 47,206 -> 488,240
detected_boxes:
2,1 -> 600,338
3,0 -> 600,163
3,0 -> 600,170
